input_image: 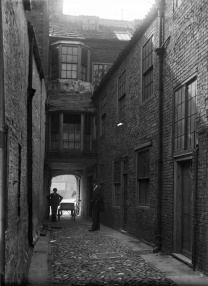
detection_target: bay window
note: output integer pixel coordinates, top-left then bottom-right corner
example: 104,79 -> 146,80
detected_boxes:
50,41 -> 90,81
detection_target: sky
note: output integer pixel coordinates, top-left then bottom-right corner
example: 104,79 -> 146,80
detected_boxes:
63,0 -> 156,21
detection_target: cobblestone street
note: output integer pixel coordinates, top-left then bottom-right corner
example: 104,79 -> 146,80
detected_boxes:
46,216 -> 176,286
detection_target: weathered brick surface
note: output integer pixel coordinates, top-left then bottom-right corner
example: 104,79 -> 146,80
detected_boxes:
2,0 -> 47,284
95,17 -> 159,245
94,0 -> 208,275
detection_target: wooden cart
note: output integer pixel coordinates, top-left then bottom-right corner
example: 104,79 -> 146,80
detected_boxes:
58,202 -> 76,221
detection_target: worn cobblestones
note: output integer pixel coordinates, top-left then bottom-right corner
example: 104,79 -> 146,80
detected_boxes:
47,217 -> 176,286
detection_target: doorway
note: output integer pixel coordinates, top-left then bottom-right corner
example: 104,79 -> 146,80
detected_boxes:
174,158 -> 193,260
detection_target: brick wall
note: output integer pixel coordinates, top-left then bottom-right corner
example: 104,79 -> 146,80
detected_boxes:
95,16 -> 159,245
94,0 -> 208,274
162,0 -> 208,273
3,0 -> 47,283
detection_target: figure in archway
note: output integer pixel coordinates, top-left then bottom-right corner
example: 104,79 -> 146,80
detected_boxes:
47,188 -> 63,222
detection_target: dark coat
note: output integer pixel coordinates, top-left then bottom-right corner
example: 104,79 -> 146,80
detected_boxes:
92,186 -> 104,211
47,193 -> 63,207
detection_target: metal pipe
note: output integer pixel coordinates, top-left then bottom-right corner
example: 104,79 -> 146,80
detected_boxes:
154,0 -> 165,252
193,145 -> 199,270
0,1 -> 6,284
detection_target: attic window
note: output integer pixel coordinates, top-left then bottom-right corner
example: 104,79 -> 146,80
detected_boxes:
115,32 -> 131,41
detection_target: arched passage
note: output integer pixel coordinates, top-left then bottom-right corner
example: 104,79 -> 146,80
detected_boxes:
49,171 -> 83,217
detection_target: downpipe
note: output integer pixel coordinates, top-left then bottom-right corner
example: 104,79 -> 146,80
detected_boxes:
192,145 -> 199,270
153,0 -> 165,253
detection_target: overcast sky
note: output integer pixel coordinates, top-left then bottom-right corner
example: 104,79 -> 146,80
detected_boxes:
63,0 -> 156,21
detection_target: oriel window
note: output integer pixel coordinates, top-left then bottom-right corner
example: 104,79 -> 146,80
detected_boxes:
61,46 -> 78,79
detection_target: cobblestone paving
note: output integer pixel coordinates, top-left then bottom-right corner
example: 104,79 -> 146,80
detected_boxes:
47,217 -> 177,286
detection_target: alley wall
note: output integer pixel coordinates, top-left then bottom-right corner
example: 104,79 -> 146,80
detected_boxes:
2,0 -> 47,284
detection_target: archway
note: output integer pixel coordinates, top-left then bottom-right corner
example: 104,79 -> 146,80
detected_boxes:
49,171 -> 82,217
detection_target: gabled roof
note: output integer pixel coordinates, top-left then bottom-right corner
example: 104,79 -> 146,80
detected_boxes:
49,14 -> 140,40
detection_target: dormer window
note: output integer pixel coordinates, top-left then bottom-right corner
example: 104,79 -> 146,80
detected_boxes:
50,41 -> 90,81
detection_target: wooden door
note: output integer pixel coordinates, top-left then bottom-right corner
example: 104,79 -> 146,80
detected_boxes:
181,160 -> 192,259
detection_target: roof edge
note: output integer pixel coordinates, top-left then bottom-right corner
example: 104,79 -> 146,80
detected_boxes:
92,6 -> 157,99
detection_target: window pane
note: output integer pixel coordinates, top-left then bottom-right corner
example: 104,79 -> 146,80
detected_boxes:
66,64 -> 71,71
72,71 -> 77,78
139,181 -> 145,204
62,55 -> 67,62
61,71 -> 66,78
62,46 -> 67,54
67,55 -> 73,62
67,46 -> 72,54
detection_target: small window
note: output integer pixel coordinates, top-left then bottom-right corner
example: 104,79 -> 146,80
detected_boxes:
113,160 -> 121,207
92,63 -> 112,86
142,36 -> 153,102
118,70 -> 126,123
174,78 -> 197,151
136,149 -> 150,206
115,32 -> 131,41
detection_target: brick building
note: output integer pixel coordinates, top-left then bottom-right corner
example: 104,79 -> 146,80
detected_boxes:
0,0 -> 48,284
93,0 -> 208,275
44,0 -> 137,218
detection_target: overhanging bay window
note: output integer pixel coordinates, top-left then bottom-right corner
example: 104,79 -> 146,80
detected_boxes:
63,114 -> 81,150
50,112 -> 96,152
50,41 -> 90,81
61,46 -> 78,79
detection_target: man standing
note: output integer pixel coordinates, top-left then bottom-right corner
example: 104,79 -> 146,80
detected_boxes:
47,188 -> 63,222
89,179 -> 104,231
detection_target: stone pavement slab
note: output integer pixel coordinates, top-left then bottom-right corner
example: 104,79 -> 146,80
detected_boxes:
28,233 -> 50,286
142,254 -> 208,286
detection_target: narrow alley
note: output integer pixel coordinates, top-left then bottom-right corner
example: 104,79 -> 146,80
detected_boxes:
28,216 -> 208,286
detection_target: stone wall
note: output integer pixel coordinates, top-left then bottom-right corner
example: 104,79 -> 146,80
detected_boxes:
2,0 -> 47,284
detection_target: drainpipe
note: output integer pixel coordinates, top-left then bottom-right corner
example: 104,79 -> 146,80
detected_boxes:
0,2 -> 5,284
193,145 -> 199,270
27,22 -> 36,247
154,0 -> 165,252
